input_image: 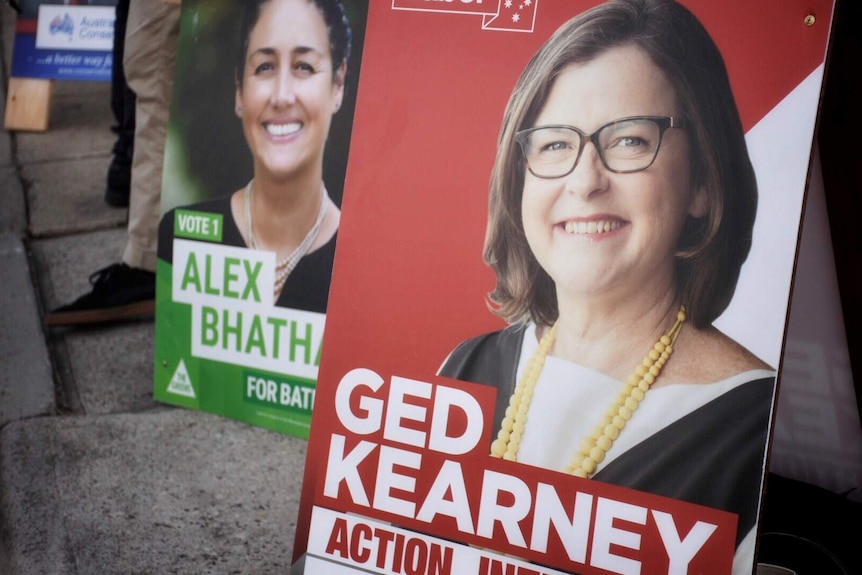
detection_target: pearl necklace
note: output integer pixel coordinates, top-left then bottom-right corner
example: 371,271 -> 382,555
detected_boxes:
491,305 -> 686,478
244,179 -> 327,300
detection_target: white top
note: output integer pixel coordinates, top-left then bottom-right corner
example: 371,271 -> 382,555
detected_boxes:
515,323 -> 774,472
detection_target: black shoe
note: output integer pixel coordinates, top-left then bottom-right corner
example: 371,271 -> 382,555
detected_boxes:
44,263 -> 155,326
104,157 -> 131,207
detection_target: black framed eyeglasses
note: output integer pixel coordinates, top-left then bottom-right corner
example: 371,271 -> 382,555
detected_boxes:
515,116 -> 686,178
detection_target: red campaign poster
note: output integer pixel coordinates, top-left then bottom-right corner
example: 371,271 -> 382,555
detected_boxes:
292,0 -> 834,573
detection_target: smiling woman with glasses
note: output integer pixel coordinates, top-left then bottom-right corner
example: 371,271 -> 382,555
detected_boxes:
440,0 -> 774,572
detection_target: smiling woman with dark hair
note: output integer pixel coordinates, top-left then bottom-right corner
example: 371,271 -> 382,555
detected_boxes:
439,0 -> 774,571
158,0 -> 352,312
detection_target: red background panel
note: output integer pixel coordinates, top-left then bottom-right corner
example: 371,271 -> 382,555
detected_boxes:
296,0 -> 834,567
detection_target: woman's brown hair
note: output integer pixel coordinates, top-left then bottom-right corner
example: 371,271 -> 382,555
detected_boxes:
485,0 -> 757,328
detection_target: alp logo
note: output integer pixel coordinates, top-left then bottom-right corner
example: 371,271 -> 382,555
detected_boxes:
49,14 -> 74,38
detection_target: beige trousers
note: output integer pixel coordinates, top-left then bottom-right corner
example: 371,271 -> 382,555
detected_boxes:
121,0 -> 180,272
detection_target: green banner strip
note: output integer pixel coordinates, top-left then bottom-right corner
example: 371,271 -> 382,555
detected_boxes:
174,209 -> 224,242
242,369 -> 316,415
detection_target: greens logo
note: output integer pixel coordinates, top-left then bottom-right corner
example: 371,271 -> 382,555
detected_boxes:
167,359 -> 196,398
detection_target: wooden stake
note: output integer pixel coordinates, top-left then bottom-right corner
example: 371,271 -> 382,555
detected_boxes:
4,77 -> 54,132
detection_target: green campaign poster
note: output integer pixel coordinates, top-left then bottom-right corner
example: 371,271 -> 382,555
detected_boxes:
153,0 -> 368,437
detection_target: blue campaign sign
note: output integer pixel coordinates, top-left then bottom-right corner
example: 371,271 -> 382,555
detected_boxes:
11,1 -> 117,82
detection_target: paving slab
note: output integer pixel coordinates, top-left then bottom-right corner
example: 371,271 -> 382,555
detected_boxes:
0,409 -> 307,575
53,321 -> 157,415
0,238 -> 54,428
24,156 -> 125,238
14,83 -> 114,164
0,166 -> 25,236
31,229 -> 158,415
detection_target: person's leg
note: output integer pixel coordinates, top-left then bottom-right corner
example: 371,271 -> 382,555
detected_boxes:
45,0 -> 180,326
120,0 -> 180,272
105,0 -> 135,207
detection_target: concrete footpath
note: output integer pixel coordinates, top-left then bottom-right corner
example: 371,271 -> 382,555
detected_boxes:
0,7 -> 308,574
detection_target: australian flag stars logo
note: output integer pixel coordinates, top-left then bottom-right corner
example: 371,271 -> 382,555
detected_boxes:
483,0 -> 538,32
505,0 -> 532,23
391,0 -> 540,34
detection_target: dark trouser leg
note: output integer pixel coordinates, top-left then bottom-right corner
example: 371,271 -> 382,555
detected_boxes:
106,0 -> 136,207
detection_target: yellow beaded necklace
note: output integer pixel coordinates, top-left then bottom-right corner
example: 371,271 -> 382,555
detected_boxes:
490,305 -> 686,478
